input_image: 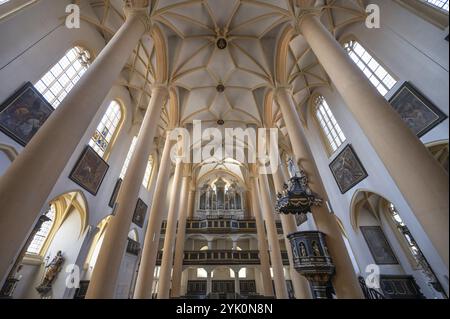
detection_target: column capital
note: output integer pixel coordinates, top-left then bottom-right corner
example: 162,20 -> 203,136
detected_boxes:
273,85 -> 293,100
292,1 -> 324,36
124,1 -> 152,32
151,84 -> 170,103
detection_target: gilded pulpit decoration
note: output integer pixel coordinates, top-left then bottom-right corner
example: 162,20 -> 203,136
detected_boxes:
275,165 -> 322,218
288,231 -> 335,299
36,251 -> 65,296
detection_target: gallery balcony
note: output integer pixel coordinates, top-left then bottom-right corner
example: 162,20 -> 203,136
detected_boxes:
155,250 -> 290,266
160,218 -> 284,235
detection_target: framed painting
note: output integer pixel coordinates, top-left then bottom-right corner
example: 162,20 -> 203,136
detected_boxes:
389,82 -> 447,137
360,226 -> 398,265
108,178 -> 122,208
69,146 -> 109,196
132,198 -> 148,228
329,144 -> 368,194
0,82 -> 54,146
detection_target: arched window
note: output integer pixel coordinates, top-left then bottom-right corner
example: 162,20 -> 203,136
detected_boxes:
313,95 -> 346,154
89,100 -> 123,158
119,137 -> 155,188
424,0 -> 449,11
26,205 -> 56,254
197,268 -> 208,278
34,46 -> 91,108
120,136 -> 138,179
343,39 -> 397,96
142,156 -> 154,188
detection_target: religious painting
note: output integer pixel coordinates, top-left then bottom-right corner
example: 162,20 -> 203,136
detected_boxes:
69,146 -> 109,196
360,226 -> 398,265
389,82 -> 447,137
108,178 -> 122,208
0,82 -> 54,146
132,198 -> 148,228
329,145 -> 368,194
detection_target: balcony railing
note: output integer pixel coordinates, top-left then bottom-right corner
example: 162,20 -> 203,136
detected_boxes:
161,218 -> 283,234
156,250 -> 290,266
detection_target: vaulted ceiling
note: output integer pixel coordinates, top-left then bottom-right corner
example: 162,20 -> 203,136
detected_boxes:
83,0 -> 367,180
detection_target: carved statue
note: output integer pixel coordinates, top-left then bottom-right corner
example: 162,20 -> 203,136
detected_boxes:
36,251 -> 65,296
300,242 -> 307,257
312,241 -> 321,257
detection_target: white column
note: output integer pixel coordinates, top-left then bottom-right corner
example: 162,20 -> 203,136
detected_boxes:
258,172 -> 289,299
234,269 -> 241,295
249,174 -> 275,297
157,159 -> 184,299
171,174 -> 191,297
134,133 -> 176,299
206,270 -> 212,295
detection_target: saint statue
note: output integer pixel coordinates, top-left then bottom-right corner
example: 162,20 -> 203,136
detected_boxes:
312,241 -> 321,257
300,242 -> 307,257
36,251 -> 65,296
287,158 -> 299,178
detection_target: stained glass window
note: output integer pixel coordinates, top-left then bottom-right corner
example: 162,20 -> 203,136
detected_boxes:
89,101 -> 122,158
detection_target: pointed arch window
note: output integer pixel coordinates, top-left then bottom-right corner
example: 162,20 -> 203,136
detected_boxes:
343,40 -> 397,96
119,137 -> 154,188
120,137 -> 138,179
313,95 -> 346,154
142,157 -> 154,188
34,46 -> 91,108
26,205 -> 56,255
89,100 -> 123,158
